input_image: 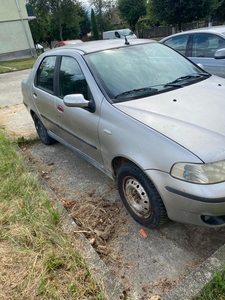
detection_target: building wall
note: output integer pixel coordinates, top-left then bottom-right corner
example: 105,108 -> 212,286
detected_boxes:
0,0 -> 36,61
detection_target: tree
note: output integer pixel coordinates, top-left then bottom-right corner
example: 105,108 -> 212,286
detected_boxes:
76,4 -> 91,38
89,0 -> 115,33
210,0 -> 225,22
91,9 -> 99,39
148,0 -> 211,31
117,0 -> 147,31
26,0 -> 80,43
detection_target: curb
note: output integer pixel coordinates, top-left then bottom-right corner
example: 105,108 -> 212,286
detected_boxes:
162,244 -> 225,300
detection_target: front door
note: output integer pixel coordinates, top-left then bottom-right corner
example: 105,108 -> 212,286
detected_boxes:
54,55 -> 104,165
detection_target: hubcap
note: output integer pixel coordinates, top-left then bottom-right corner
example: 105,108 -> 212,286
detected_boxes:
123,177 -> 151,218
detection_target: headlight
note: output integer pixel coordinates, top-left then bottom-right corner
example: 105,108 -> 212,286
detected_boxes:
171,160 -> 225,184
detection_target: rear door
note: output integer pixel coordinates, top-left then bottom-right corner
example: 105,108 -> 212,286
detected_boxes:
32,55 -> 61,135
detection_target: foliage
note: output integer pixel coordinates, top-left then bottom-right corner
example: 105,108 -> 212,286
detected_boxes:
148,0 -> 211,30
91,9 -> 99,40
26,0 -> 90,45
77,4 -> 91,38
89,0 -> 116,33
117,0 -> 147,31
210,0 -> 225,22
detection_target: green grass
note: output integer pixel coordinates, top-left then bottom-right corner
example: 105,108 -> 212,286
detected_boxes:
193,269 -> 225,300
0,57 -> 37,73
0,127 -> 103,299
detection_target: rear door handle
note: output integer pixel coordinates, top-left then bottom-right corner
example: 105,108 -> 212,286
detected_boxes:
33,93 -> 37,99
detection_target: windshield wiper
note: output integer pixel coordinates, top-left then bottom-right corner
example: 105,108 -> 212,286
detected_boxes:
115,87 -> 158,99
166,73 -> 209,86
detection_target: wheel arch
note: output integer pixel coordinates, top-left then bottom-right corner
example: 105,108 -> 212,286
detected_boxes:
112,157 -> 166,204
112,156 -> 147,179
112,156 -> 132,178
30,110 -> 36,120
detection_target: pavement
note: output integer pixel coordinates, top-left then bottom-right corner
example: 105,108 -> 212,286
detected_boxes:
1,69 -> 225,300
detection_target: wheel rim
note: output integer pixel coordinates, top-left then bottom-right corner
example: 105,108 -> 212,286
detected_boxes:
122,176 -> 152,219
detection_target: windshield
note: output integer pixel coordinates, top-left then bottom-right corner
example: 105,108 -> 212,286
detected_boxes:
86,42 -> 209,102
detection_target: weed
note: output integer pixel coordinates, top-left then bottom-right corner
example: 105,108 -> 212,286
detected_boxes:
193,268 -> 225,300
17,135 -> 39,147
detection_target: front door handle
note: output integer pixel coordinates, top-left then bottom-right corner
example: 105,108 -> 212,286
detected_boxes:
57,105 -> 64,112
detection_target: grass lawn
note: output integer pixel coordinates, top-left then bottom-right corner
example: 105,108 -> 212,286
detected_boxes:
193,269 -> 225,300
0,127 -> 103,299
0,57 -> 37,73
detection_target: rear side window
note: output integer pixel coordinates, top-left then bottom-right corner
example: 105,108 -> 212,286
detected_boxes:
164,35 -> 189,56
36,56 -> 56,92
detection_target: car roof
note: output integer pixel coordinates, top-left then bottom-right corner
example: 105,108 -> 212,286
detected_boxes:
161,25 -> 225,41
50,39 -> 155,54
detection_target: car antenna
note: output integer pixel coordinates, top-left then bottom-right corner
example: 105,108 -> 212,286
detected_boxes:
124,35 -> 130,45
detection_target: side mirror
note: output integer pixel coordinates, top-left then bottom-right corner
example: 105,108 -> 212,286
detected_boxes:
63,94 -> 95,113
63,94 -> 89,108
197,63 -> 204,70
214,48 -> 225,59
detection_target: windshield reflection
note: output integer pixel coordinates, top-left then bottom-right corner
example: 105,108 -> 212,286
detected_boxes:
86,43 -> 209,102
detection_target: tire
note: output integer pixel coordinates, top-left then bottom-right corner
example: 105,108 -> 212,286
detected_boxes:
33,114 -> 56,145
117,162 -> 168,229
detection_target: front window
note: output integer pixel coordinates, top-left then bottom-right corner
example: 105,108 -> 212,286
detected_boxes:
85,42 -> 208,102
192,33 -> 225,58
59,56 -> 89,99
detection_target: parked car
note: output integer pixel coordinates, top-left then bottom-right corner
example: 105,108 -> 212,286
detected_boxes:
35,43 -> 44,53
103,29 -> 137,39
22,39 -> 225,229
54,40 -> 83,48
161,25 -> 225,78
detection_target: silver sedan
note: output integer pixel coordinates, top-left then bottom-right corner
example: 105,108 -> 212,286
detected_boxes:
161,25 -> 225,78
22,39 -> 225,228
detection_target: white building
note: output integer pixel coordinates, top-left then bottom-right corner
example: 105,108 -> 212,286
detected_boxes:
0,0 -> 36,61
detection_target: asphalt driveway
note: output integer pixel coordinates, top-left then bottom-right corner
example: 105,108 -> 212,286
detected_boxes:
1,70 -> 225,300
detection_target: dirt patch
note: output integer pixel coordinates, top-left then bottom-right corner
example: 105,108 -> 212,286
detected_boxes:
0,104 -> 37,139
62,191 -> 129,264
23,149 -> 130,268
141,278 -> 177,300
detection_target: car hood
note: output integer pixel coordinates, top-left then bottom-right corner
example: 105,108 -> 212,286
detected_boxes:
114,76 -> 225,163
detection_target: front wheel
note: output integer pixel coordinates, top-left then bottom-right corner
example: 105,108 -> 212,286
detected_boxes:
117,162 -> 168,229
33,114 -> 56,145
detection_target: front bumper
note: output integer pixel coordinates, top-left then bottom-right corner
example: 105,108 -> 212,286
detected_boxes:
146,170 -> 225,227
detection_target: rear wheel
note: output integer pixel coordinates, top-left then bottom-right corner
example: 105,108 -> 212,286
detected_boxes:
117,162 -> 168,229
33,114 -> 56,145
